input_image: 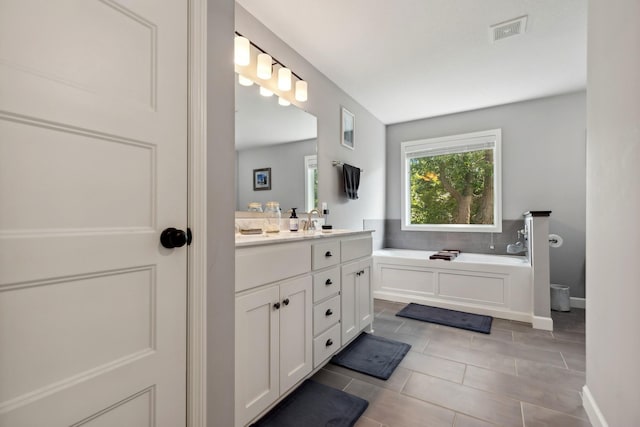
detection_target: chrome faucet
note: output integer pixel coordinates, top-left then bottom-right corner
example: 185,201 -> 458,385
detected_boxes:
303,209 -> 321,231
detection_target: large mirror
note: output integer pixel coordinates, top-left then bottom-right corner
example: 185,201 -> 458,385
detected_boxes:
235,79 -> 318,213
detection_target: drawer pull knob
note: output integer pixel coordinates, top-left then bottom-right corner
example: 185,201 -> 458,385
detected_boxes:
273,302 -> 280,310
325,251 -> 332,257
326,339 -> 333,347
325,309 -> 333,316
325,279 -> 333,285
282,298 -> 290,306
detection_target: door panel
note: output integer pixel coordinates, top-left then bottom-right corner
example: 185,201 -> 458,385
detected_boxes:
358,260 -> 373,329
1,267 -> 155,404
235,286 -> 280,427
279,276 -> 312,392
0,0 -> 188,425
0,118 -> 155,231
341,262 -> 358,344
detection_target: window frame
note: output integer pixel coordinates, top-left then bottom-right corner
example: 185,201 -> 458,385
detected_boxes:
400,129 -> 502,232
304,154 -> 318,212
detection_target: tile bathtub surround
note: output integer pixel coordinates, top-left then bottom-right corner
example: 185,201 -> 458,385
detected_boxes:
383,219 -> 524,255
311,299 -> 589,427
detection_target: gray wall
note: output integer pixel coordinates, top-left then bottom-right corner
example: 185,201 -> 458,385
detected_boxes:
386,92 -> 587,298
585,0 -> 640,425
207,1 -> 236,425
236,6 -> 386,230
236,139 -> 315,212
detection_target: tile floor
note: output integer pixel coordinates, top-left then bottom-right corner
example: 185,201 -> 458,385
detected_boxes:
311,299 -> 590,427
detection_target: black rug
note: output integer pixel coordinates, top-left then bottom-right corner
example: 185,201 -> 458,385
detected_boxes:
251,379 -> 368,427
330,333 -> 411,380
396,303 -> 493,334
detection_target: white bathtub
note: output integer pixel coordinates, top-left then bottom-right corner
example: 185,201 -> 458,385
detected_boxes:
373,249 -> 534,324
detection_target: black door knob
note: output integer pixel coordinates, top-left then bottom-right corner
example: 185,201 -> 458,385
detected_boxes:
160,227 -> 188,248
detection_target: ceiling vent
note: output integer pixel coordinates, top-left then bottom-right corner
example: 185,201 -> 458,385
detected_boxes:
490,15 -> 528,42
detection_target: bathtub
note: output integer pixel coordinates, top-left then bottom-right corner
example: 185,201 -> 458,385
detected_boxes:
373,249 -> 535,324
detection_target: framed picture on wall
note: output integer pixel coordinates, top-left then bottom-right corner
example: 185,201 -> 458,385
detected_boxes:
341,107 -> 355,150
253,168 -> 271,191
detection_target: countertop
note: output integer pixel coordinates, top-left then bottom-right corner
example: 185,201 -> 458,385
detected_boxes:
235,229 -> 373,248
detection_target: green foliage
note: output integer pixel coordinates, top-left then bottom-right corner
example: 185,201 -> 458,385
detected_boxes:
313,169 -> 318,209
409,149 -> 494,224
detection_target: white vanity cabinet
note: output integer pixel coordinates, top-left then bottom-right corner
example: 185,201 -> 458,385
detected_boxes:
341,257 -> 373,343
340,236 -> 374,343
235,231 -> 372,427
235,275 -> 312,427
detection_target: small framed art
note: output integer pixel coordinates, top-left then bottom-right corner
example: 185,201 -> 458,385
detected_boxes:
341,107 -> 355,150
253,167 -> 271,191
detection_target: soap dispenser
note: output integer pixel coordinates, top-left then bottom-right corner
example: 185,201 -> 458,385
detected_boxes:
289,208 -> 299,232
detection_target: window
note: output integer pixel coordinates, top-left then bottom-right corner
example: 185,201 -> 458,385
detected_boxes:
401,129 -> 502,232
304,155 -> 318,212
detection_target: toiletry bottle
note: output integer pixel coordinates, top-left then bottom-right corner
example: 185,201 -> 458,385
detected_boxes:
289,208 -> 299,231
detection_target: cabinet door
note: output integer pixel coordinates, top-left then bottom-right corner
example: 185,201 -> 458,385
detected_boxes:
358,259 -> 373,330
235,286 -> 280,427
341,261 -> 359,344
279,276 -> 313,391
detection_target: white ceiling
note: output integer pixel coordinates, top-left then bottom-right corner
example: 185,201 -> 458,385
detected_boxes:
236,0 -> 587,125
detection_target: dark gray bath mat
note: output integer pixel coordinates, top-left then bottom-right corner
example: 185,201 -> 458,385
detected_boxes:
396,303 -> 493,334
330,332 -> 411,380
250,379 -> 368,427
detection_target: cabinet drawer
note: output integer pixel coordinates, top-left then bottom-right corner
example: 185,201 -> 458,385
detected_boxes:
313,295 -> 341,336
312,240 -> 340,270
312,267 -> 340,303
236,242 -> 311,292
341,236 -> 372,262
313,323 -> 341,368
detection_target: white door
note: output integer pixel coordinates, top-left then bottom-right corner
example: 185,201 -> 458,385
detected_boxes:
357,260 -> 373,330
235,286 -> 280,427
0,0 -> 188,425
279,276 -> 312,392
341,262 -> 358,344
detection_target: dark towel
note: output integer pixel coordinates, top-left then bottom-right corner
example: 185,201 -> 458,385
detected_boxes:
343,163 -> 361,200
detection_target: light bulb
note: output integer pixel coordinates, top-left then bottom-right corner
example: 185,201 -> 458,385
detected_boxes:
234,36 -> 250,66
278,96 -> 290,106
257,53 -> 272,79
278,68 -> 292,91
238,75 -> 253,86
295,80 -> 308,102
259,86 -> 273,97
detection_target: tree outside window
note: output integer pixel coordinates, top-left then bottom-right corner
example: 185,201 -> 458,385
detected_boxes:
401,129 -> 502,232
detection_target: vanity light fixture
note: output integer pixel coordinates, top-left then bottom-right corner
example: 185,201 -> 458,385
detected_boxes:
234,36 -> 250,66
295,80 -> 308,102
234,31 -> 309,104
278,67 -> 292,91
278,96 -> 290,106
259,86 -> 273,97
238,75 -> 253,86
256,53 -> 273,80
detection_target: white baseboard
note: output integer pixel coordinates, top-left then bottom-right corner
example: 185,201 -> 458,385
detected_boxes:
571,297 -> 586,309
582,385 -> 609,427
531,315 -> 553,331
